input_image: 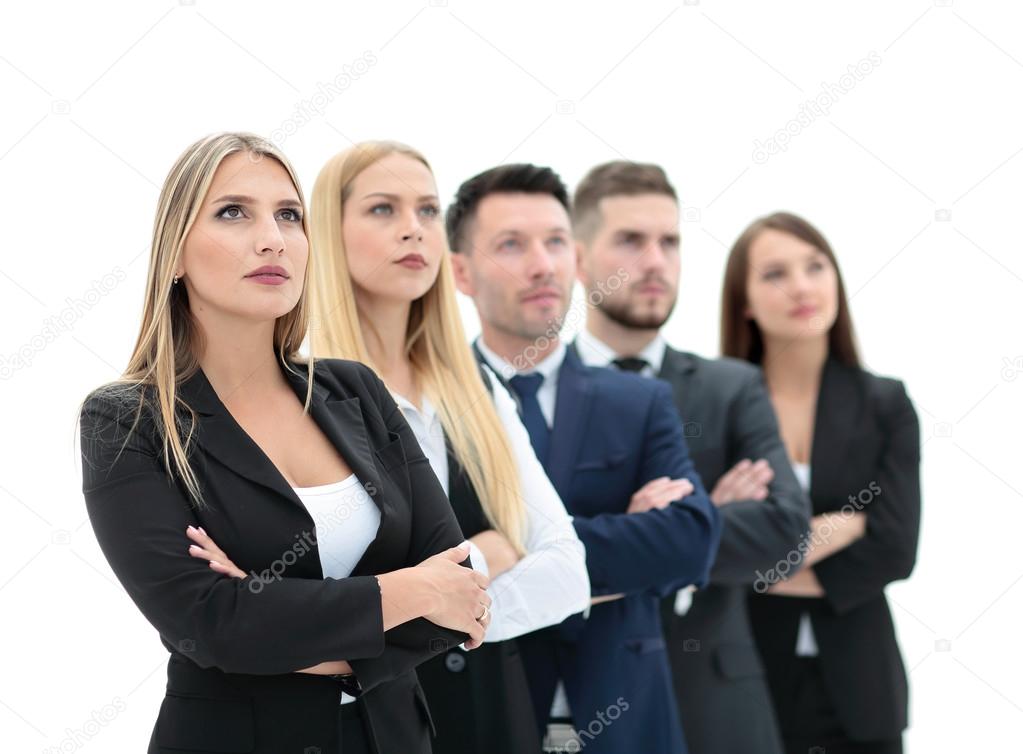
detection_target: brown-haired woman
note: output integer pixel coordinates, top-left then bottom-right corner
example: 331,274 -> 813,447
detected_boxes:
722,212 -> 921,754
78,132 -> 491,753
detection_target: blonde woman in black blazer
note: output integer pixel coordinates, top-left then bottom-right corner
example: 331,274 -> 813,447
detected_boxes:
79,133 -> 491,754
721,212 -> 921,754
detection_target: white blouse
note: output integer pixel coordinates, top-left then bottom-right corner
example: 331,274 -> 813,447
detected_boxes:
790,461 -> 819,657
392,364 -> 590,643
291,474 -> 381,580
292,474 -> 380,706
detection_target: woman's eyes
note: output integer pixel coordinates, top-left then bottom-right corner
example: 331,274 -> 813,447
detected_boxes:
217,205 -> 245,220
370,203 -> 440,218
215,205 -> 302,222
762,260 -> 826,280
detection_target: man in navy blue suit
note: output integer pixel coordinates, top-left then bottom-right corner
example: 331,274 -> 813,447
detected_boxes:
446,163 -> 722,754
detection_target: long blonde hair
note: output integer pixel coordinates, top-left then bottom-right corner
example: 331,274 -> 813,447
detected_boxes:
309,141 -> 526,554
82,132 -> 315,508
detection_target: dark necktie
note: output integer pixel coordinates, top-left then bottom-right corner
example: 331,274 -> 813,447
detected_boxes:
508,372 -> 550,467
612,356 -> 650,374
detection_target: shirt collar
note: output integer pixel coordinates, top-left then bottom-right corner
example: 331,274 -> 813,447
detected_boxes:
390,390 -> 437,422
476,337 -> 567,381
575,328 -> 668,374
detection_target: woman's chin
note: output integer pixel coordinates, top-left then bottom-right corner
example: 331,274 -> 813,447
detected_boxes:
238,299 -> 300,323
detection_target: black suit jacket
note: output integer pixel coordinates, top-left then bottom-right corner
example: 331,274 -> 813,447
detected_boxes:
79,357 -> 470,754
654,348 -> 810,754
747,358 -> 921,741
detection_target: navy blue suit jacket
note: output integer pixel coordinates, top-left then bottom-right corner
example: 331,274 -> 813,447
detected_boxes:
476,344 -> 722,754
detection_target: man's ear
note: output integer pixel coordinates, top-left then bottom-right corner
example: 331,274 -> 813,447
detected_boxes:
449,252 -> 475,297
574,240 -> 589,287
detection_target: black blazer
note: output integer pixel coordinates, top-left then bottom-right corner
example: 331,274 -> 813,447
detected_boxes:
747,358 -> 922,741
657,348 -> 810,754
79,357 -> 470,754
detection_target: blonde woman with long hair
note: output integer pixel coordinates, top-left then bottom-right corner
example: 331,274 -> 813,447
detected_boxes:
194,141 -> 590,752
78,133 -> 492,754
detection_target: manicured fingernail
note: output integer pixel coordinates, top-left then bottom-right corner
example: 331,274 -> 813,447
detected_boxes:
187,526 -> 195,533
189,545 -> 199,551
198,527 -> 206,535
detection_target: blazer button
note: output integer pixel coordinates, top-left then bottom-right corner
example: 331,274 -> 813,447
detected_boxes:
444,651 -> 466,673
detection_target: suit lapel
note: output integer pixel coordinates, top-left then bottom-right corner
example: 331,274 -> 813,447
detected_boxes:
547,347 -> 592,494
657,346 -> 696,416
178,360 -> 384,517
809,358 -> 861,504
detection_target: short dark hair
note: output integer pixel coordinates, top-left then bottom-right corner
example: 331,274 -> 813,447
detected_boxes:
572,161 -> 677,242
446,163 -> 570,253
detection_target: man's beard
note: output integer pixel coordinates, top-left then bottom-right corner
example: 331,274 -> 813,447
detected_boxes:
597,289 -> 676,331
487,294 -> 566,344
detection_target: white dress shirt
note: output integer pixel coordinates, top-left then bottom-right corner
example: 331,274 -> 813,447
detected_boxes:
392,362 -> 589,644
575,327 -> 668,377
473,338 -> 579,719
790,461 -> 819,656
475,339 -> 565,427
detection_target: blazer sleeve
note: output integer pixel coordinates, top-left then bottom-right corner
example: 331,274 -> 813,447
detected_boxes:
710,369 -> 812,584
348,367 -> 471,692
79,392 -> 386,676
813,379 -> 922,615
571,379 -> 722,598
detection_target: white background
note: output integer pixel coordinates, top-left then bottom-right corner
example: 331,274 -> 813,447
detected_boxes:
2,1 -> 1021,751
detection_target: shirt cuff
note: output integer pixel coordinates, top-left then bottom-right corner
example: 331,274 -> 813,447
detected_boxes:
465,539 -> 490,579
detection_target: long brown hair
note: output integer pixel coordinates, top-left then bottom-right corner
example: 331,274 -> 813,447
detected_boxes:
80,132 -> 314,509
720,211 -> 859,367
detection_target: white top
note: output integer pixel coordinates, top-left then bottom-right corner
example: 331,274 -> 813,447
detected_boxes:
575,328 -> 668,377
292,473 -> 381,705
472,340 -> 581,718
291,474 -> 381,580
790,461 -> 819,657
791,461 -> 811,493
391,362 -> 590,644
